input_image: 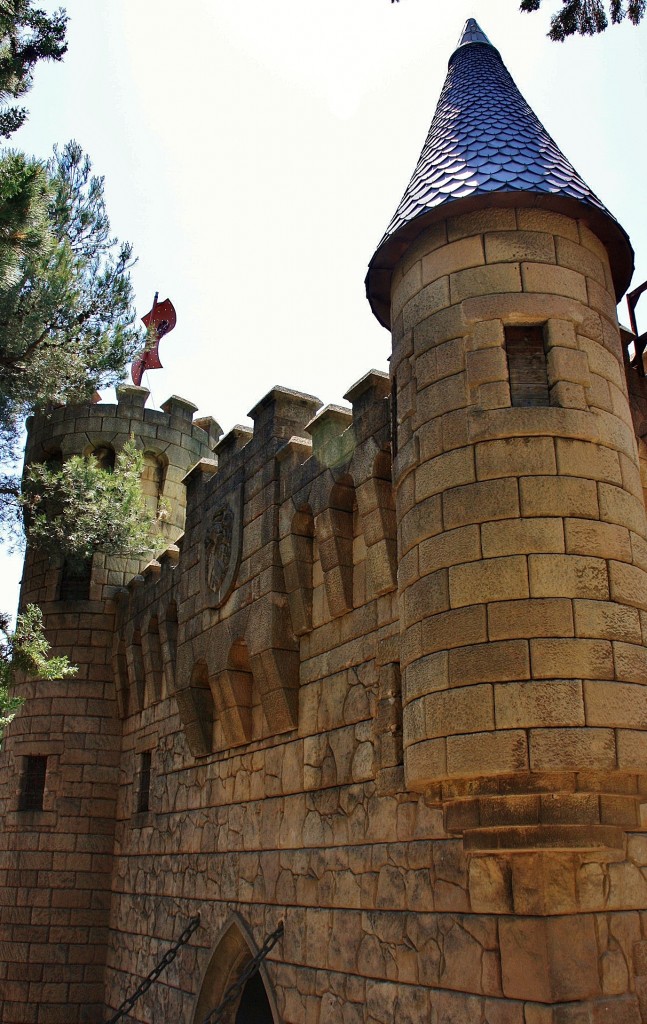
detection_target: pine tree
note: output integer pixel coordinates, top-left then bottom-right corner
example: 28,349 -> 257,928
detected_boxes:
520,0 -> 645,39
0,141 -> 143,461
0,0 -> 67,138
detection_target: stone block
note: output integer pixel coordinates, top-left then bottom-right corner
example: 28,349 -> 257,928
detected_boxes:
619,452 -> 643,501
579,338 -> 624,390
421,234 -> 485,283
405,737 -> 446,785
436,337 -> 466,380
421,604 -> 488,654
521,263 -> 587,303
447,207 -> 517,240
443,478 -> 519,529
520,476 -> 599,519
495,680 -> 585,729
470,319 -> 505,350
528,554 -> 609,600
468,856 -> 513,913
415,446 -> 475,501
517,209 -> 579,240
446,729 -> 528,777
481,518 -> 565,558
413,302 -> 467,353
417,417 -> 443,460
399,494 -> 442,554
564,518 -> 631,563
402,570 -> 449,627
415,373 -> 468,423
450,263 -> 522,304
530,638 -> 614,680
555,235 -> 607,286
476,437 -> 556,480
450,640 -> 530,686
403,651 -> 448,701
584,680 -> 647,728
556,438 -> 622,485
545,318 -> 577,350
391,261 -> 422,321
477,380 -> 511,410
485,229 -> 555,265
449,555 -> 529,608
573,600 -> 641,643
466,347 -> 508,390
419,525 -> 481,574
587,277 -> 618,322
488,598 -> 573,640
547,347 -> 592,389
499,914 -> 601,1002
608,561 -> 647,611
529,726 -> 616,771
599,484 -> 647,536
613,641 -> 647,683
402,277 -> 451,333
422,683 -> 494,738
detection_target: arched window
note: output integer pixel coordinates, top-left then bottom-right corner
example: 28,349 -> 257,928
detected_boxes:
91,444 -> 116,471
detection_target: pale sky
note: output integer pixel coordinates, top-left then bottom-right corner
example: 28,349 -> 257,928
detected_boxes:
1,0 -> 646,616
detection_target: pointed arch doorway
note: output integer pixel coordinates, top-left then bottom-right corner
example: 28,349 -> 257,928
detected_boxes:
192,915 -> 280,1024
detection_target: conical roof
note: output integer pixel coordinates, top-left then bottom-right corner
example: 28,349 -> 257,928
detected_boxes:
366,19 -> 633,328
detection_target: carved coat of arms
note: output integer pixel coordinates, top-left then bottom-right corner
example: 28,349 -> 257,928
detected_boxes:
203,489 -> 243,607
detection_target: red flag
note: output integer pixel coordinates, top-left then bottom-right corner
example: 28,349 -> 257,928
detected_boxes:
131,293 -> 177,386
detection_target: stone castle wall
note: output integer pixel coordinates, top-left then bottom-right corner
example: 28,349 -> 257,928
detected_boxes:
3,206 -> 647,1024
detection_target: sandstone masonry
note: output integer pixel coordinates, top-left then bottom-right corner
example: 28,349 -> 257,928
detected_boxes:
2,18 -> 647,1024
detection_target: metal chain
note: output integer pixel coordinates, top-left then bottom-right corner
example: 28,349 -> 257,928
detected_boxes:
104,914 -> 201,1024
201,921 -> 284,1024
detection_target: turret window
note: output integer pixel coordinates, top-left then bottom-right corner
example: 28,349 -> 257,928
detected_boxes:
18,755 -> 47,812
505,325 -> 550,407
59,557 -> 92,601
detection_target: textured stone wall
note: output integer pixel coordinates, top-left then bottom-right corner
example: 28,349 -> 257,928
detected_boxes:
390,207 -> 647,851
3,208 -> 647,1023
0,387 -> 216,1024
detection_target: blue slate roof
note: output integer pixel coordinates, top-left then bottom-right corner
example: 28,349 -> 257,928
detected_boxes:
366,19 -> 633,328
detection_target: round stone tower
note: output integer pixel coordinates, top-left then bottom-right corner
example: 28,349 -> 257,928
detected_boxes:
0,386 -> 217,1024
367,20 -> 646,853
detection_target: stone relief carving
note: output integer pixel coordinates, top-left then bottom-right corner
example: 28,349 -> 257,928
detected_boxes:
203,488 -> 243,607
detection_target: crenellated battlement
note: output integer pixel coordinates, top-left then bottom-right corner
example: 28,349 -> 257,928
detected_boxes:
106,369 -> 397,769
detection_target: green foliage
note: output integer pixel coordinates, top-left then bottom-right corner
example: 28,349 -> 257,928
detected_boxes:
0,148 -> 49,290
0,141 -> 144,459
0,0 -> 67,138
519,0 -> 645,38
0,603 -> 76,738
0,140 -> 145,546
21,439 -> 163,566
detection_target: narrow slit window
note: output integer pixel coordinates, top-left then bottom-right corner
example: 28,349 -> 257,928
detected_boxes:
505,325 -> 550,407
19,755 -> 47,811
137,751 -> 152,813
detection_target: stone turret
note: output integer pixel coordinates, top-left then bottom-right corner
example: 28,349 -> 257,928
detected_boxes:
369,18 -> 645,851
0,387 -> 218,1024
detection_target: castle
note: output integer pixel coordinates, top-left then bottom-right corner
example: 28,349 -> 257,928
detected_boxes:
2,18 -> 647,1023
